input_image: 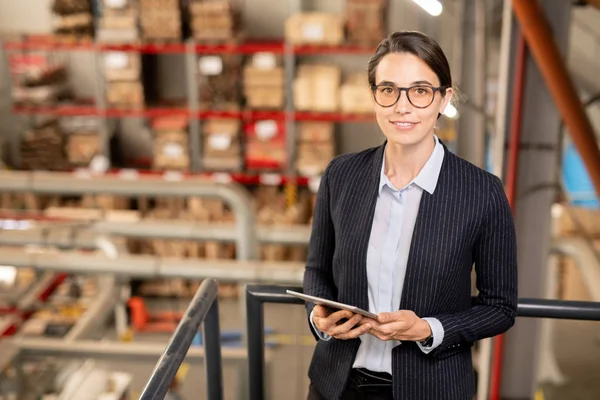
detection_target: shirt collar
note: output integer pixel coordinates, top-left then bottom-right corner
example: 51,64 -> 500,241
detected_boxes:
379,135 -> 445,195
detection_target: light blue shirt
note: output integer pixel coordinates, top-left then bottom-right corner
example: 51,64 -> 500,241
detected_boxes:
310,135 -> 446,374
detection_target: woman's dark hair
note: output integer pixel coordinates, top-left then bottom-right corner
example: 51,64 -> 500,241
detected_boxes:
367,31 -> 452,96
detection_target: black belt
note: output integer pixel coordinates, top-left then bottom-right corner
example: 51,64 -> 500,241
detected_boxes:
350,368 -> 393,389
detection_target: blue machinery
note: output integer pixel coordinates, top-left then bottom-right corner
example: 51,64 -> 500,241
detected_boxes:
138,280 -> 600,400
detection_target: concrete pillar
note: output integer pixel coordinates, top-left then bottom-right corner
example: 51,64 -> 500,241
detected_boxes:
499,1 -> 572,398
456,0 -> 487,168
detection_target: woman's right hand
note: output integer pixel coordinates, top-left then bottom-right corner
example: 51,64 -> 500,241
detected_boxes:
312,305 -> 372,340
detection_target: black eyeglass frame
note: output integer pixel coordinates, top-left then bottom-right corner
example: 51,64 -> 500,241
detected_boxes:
370,84 -> 449,109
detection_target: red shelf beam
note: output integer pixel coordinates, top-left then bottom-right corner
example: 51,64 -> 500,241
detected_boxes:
104,107 -> 191,118
12,105 -> 375,122
5,37 -> 376,55
12,104 -> 98,116
3,36 -> 94,51
100,42 -> 187,54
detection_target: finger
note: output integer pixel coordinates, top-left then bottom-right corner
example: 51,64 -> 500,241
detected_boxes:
378,321 -> 409,336
368,329 -> 387,341
377,311 -> 405,324
326,309 -> 354,325
359,318 -> 380,328
335,323 -> 372,340
313,305 -> 330,318
314,310 -> 352,332
328,313 -> 362,337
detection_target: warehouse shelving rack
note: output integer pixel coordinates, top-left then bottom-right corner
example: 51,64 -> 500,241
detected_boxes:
3,33 -> 378,186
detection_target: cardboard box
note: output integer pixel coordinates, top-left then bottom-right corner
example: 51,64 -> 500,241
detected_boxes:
294,64 -> 341,112
243,66 -> 285,87
66,133 -> 101,165
139,0 -> 179,9
204,132 -> 241,158
190,0 -> 241,42
285,13 -> 344,46
245,120 -> 286,170
103,52 -> 141,81
298,122 -> 334,142
106,81 -> 144,107
340,74 -> 373,114
345,0 -> 386,47
153,131 -> 190,170
244,86 -> 285,109
204,118 -> 241,136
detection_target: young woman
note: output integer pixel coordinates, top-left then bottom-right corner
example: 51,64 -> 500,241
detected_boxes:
303,31 -> 518,400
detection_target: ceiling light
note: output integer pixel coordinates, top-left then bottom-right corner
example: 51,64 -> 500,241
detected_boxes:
443,104 -> 458,119
412,0 -> 443,16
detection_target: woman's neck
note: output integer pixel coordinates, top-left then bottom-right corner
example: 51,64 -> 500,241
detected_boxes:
384,135 -> 436,188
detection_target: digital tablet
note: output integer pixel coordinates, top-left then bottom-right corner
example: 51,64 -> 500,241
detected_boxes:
286,290 -> 378,319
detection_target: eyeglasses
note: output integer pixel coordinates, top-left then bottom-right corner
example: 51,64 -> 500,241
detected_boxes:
370,84 -> 447,109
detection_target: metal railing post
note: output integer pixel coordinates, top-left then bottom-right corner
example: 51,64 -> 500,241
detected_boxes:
204,300 -> 223,400
246,287 -> 266,400
139,278 -> 220,400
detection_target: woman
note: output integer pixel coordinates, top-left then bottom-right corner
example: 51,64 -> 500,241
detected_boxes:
303,31 -> 518,400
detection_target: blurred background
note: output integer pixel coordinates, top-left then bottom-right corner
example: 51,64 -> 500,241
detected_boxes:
0,0 -> 599,399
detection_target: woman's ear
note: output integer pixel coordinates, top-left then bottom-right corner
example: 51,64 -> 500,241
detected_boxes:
440,87 -> 454,115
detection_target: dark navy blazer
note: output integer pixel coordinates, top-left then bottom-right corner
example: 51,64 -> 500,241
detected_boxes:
303,141 -> 518,400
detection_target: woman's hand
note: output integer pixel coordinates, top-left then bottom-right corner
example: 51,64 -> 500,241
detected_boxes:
362,310 -> 432,342
312,305 -> 372,340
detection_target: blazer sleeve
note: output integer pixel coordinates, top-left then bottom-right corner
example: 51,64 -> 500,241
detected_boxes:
431,176 -> 518,357
302,162 -> 338,340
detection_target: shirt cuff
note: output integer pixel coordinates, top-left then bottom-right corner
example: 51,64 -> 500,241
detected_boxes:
416,317 -> 444,354
309,308 -> 332,341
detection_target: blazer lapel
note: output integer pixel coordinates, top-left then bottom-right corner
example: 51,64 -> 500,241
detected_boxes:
352,143 -> 385,312
399,144 -> 452,314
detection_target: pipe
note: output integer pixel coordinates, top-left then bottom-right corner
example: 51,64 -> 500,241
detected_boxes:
492,0 -> 514,179
0,221 -> 311,246
0,171 -> 258,261
512,0 -> 600,199
0,248 -> 305,284
489,32 -> 527,400
0,227 -> 99,249
11,338 -> 250,363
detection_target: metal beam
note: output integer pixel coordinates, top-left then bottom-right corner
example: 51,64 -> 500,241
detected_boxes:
11,338 -> 248,363
90,221 -> 311,245
0,221 -> 311,247
0,228 -> 99,249
1,248 -> 305,284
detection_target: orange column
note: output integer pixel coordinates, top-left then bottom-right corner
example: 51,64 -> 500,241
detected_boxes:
512,0 -> 600,199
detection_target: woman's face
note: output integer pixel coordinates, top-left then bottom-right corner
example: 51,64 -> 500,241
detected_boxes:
373,52 -> 452,148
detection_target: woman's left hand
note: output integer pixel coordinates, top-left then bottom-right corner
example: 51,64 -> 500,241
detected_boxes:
361,310 -> 432,342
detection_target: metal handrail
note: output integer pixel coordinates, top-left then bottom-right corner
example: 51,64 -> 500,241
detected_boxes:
0,171 -> 258,260
245,284 -> 600,400
139,278 -> 222,400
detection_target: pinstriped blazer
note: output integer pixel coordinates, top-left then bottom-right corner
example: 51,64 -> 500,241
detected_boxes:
303,141 -> 518,400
